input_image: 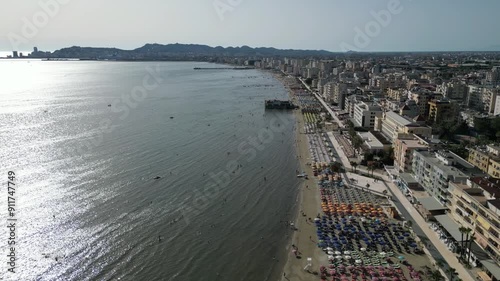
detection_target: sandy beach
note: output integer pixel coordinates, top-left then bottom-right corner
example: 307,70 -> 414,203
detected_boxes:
273,72 -> 325,281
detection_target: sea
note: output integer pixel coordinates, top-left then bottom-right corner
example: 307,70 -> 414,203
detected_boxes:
0,60 -> 301,281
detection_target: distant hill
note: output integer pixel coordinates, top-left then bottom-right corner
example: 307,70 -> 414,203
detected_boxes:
41,43 -> 338,60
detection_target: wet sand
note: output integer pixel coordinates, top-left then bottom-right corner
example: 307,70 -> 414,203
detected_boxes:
272,72 -> 324,280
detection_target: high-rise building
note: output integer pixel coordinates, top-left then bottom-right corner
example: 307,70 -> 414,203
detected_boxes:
13,51 -> 18,58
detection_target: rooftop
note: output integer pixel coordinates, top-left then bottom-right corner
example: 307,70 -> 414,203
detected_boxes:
419,197 -> 447,211
386,111 -> 413,126
469,177 -> 500,197
399,139 -> 428,149
414,150 -> 475,179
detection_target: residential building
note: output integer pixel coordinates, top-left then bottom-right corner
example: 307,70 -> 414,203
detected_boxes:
449,177 -> 500,265
394,137 -> 429,173
428,99 -> 460,123
437,81 -> 468,100
387,88 -> 407,101
374,111 -> 432,143
352,101 -> 383,129
467,86 -> 500,115
411,150 -> 478,205
409,88 -> 437,117
468,145 -> 500,178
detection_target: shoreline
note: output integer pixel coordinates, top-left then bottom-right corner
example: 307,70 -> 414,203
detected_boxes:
271,70 -> 322,281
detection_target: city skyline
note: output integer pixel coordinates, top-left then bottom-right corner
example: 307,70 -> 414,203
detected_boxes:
2,0 -> 500,53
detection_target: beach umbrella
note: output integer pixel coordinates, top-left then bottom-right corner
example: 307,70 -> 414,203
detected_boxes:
335,255 -> 343,260
335,251 -> 342,255
344,255 -> 351,260
398,256 -> 404,260
314,218 -> 320,221
326,247 -> 334,251
379,252 -> 386,257
360,247 -> 366,251
328,255 -> 335,260
343,251 -> 351,255
355,259 -> 362,264
328,251 -> 334,255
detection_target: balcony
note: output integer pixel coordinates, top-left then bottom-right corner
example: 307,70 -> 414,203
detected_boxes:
489,228 -> 499,237
487,238 -> 499,248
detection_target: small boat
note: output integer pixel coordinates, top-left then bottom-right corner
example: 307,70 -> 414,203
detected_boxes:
170,116 -> 174,119
108,104 -> 111,107
297,172 -> 307,178
154,176 -> 161,180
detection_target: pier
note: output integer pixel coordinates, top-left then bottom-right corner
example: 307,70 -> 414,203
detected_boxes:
265,100 -> 297,110
193,67 -> 254,70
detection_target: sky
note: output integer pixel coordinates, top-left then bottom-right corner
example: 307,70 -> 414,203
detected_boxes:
1,0 -> 500,53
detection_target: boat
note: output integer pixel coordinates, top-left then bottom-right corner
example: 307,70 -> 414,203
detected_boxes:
170,116 -> 174,119
297,172 -> 307,178
154,176 -> 161,180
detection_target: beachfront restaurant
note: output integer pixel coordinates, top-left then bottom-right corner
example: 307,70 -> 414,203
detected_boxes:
415,196 -> 447,220
430,214 -> 462,253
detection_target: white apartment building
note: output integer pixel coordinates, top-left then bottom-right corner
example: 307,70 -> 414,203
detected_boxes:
353,101 -> 383,129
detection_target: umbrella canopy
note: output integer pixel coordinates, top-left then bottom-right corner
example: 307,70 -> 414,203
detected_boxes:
328,255 -> 335,260
355,259 -> 362,264
398,256 -> 405,260
335,255 -> 343,260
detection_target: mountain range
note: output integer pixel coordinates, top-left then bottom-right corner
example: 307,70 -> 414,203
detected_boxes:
34,43 -> 338,60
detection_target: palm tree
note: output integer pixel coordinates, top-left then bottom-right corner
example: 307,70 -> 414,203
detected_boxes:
467,235 -> 476,265
352,136 -> 363,156
446,267 -> 457,281
434,258 -> 445,270
431,270 -> 444,281
350,161 -> 358,173
367,163 -> 374,176
420,236 -> 430,247
462,227 -> 472,260
458,226 -> 467,259
406,220 -> 413,228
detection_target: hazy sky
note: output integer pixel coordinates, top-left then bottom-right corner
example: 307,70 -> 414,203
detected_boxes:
1,0 -> 500,52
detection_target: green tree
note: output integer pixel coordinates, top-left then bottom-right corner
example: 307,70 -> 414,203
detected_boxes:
350,161 -> 358,173
367,162 -> 376,176
352,135 -> 364,156
434,258 -> 445,269
431,270 -> 444,281
446,267 -> 457,281
458,226 -> 467,259
406,220 -> 413,228
463,228 -> 472,259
